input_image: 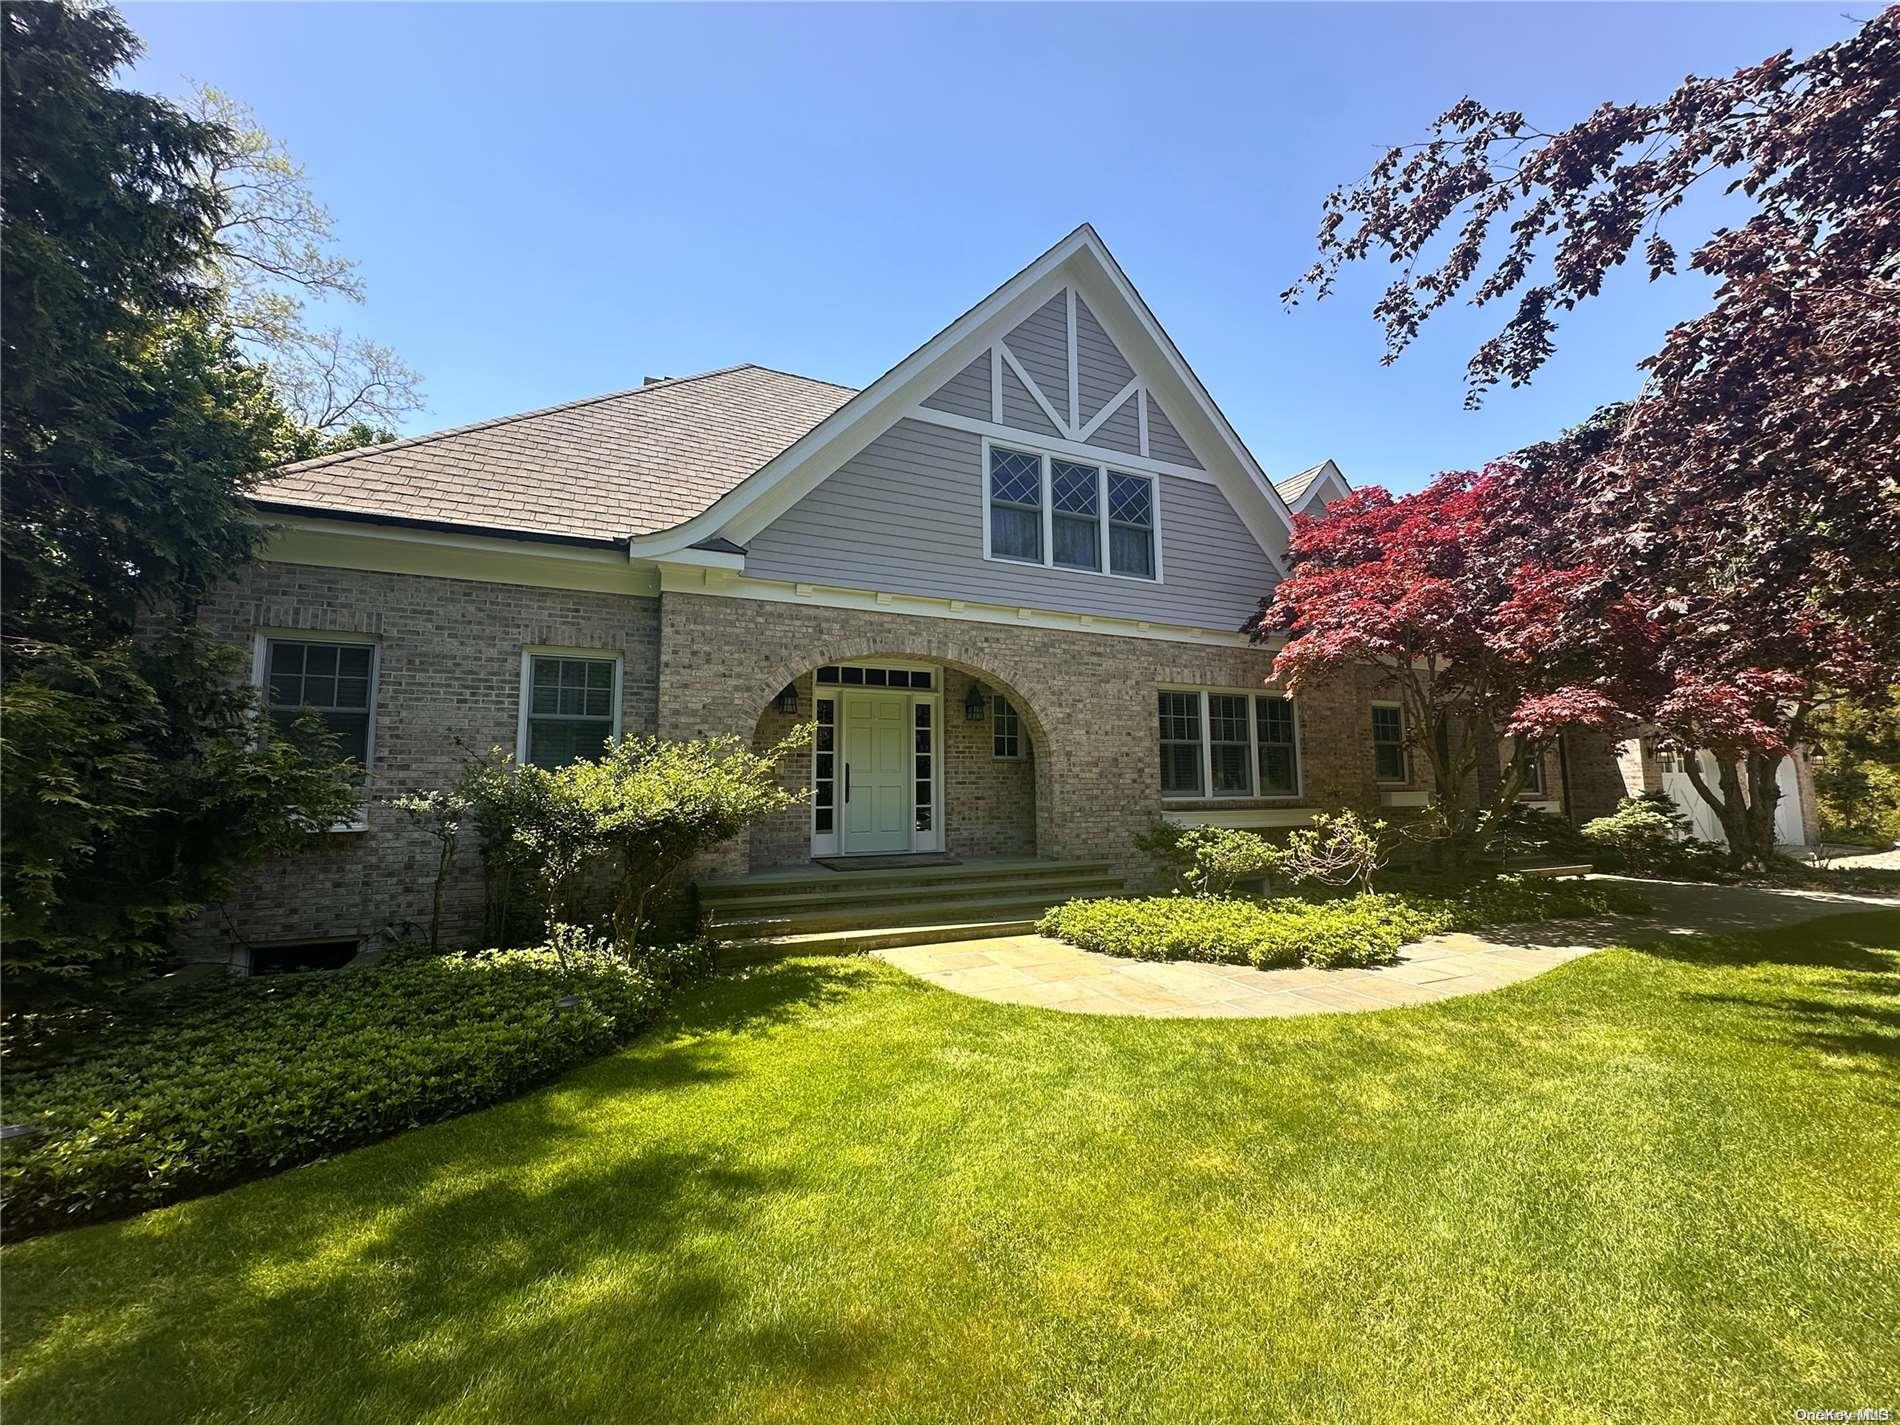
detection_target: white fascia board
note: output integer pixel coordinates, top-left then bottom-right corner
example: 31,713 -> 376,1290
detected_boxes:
1284,460 -> 1352,515
623,225 -> 1294,574
624,233 -> 1099,560
657,563 -> 1289,652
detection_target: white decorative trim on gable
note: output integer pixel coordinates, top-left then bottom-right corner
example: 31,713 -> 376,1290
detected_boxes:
1276,459 -> 1353,516
621,225 -> 1297,575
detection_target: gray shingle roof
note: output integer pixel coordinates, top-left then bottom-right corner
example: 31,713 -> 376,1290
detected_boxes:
254,364 -> 859,543
1273,461 -> 1332,507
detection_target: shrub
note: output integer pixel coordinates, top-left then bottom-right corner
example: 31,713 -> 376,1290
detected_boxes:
1581,794 -> 1730,879
0,942 -> 709,1237
1134,820 -> 1281,896
1039,877 -> 1646,972
1280,810 -> 1389,894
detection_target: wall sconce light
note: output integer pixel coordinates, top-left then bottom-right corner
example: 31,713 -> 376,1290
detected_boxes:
964,681 -> 988,721
774,683 -> 799,715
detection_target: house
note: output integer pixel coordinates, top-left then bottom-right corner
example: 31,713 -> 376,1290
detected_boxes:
193,225 -> 1702,964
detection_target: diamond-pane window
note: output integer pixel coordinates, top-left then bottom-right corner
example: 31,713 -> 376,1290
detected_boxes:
989,445 -> 1043,563
1108,472 -> 1156,579
1051,462 -> 1098,514
989,447 -> 1041,507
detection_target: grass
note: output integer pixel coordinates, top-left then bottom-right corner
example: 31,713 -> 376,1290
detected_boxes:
4,911 -> 1897,1423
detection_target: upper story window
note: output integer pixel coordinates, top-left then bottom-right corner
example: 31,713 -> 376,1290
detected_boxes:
520,652 -> 621,768
264,638 -> 376,769
989,446 -> 1043,563
985,440 -> 1158,581
1371,704 -> 1408,783
1159,689 -> 1300,800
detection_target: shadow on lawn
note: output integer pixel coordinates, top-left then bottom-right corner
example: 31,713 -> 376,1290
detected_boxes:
5,956 -> 891,1423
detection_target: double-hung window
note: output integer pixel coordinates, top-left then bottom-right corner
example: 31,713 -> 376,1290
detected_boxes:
264,638 -> 376,770
986,442 -> 1158,580
1158,689 -> 1300,799
988,445 -> 1044,563
1371,704 -> 1408,783
520,652 -> 621,768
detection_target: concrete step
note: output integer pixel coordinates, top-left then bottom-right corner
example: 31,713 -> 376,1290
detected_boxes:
717,917 -> 1043,965
709,888 -> 1105,938
698,858 -> 1116,903
703,871 -> 1125,920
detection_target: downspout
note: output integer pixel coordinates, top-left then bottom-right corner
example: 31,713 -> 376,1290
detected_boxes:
1557,732 -> 1575,823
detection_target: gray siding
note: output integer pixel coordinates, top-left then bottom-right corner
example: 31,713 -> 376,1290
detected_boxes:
1000,363 -> 1060,438
1004,293 -> 1071,426
1147,398 -> 1202,469
920,352 -> 991,420
1092,392 -> 1141,456
746,418 -> 1275,630
1075,294 -> 1135,425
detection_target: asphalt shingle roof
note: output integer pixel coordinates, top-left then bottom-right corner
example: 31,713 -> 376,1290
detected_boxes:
1273,461 -> 1332,507
255,364 -> 859,543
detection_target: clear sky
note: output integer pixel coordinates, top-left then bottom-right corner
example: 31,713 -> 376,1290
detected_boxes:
125,2 -> 1856,494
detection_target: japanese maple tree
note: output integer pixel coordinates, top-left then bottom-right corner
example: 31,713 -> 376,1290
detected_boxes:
1251,472 -> 1641,866
1284,9 -> 1900,866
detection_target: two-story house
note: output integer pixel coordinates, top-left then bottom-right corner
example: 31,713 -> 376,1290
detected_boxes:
198,225 -> 1643,964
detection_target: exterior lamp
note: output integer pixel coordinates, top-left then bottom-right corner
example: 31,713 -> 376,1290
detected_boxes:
774,683 -> 799,715
964,681 -> 989,721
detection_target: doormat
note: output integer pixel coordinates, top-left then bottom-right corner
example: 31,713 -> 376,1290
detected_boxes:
814,854 -> 962,872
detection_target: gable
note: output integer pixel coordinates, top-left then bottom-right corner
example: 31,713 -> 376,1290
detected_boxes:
641,225 -> 1295,574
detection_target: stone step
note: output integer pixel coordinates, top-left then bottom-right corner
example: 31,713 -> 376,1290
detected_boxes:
717,917 -> 1043,964
708,888 -> 1106,938
703,871 -> 1124,920
698,858 -> 1116,903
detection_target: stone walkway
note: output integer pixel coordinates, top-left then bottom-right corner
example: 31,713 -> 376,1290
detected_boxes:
875,878 -> 1898,1019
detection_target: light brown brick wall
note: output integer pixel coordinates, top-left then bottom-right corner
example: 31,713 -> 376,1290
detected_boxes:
658,592 -> 1383,886
186,561 -> 660,959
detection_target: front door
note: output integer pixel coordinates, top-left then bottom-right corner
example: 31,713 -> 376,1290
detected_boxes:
843,692 -> 911,853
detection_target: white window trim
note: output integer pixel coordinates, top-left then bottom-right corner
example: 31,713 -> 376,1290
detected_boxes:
811,661 -> 944,856
516,646 -> 625,767
1371,700 -> 1410,786
981,434 -> 1163,583
252,629 -> 381,833
993,695 -> 1025,760
1158,685 -> 1303,804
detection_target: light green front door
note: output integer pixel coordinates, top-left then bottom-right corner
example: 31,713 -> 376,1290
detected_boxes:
843,692 -> 911,853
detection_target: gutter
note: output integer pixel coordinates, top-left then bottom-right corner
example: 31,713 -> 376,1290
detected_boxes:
251,500 -> 631,552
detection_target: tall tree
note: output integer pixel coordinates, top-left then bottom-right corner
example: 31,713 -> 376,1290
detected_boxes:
1,1 -> 356,1004
1250,473 -> 1639,866
1284,9 -> 1900,866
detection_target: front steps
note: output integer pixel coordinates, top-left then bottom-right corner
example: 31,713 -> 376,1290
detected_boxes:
699,858 -> 1124,962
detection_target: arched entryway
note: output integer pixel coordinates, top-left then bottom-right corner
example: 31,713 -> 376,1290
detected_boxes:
747,654 -> 1056,872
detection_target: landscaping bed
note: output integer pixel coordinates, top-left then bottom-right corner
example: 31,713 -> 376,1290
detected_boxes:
0,943 -> 711,1237
1038,876 -> 1648,969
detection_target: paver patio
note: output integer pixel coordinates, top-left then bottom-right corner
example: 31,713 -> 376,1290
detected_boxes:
876,877 -> 1900,1017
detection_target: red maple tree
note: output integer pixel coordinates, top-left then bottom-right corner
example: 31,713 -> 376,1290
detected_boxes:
1252,472 -> 1642,864
1284,9 -> 1900,866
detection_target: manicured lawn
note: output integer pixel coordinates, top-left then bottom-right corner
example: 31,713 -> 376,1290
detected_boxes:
4,912 -> 1897,1423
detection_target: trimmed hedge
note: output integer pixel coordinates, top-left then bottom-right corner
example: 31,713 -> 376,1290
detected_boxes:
1,946 -> 705,1237
1038,878 -> 1648,971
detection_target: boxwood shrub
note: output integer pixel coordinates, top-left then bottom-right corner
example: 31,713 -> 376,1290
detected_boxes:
1,945 -> 705,1237
1037,877 -> 1647,972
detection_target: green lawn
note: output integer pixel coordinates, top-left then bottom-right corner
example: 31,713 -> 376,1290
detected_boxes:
5,912 -> 1897,1423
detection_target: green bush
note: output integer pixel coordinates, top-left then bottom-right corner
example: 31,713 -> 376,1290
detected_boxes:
1133,820 -> 1281,896
1039,878 -> 1646,972
0,944 -> 710,1237
1581,794 -> 1731,880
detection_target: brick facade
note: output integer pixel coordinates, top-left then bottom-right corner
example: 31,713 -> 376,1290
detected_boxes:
187,562 -> 660,960
190,563 -> 1656,960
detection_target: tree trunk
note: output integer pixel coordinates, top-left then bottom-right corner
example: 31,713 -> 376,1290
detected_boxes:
1682,752 -> 1778,869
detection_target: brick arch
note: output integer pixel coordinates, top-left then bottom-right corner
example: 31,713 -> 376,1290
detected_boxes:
746,645 -> 1064,864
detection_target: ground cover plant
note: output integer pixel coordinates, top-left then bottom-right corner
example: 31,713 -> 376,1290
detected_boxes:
0,942 -> 711,1237
1038,876 -> 1645,970
2,910 -> 1893,1422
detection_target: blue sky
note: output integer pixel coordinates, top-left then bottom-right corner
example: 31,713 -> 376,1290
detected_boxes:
126,2 -> 1855,493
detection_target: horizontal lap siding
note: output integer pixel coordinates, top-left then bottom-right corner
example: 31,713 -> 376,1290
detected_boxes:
1075,295 -> 1136,425
1000,365 -> 1061,438
1146,399 -> 1202,469
920,353 -> 991,420
1004,294 -> 1071,427
1092,393 -> 1141,456
746,419 -> 1275,630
